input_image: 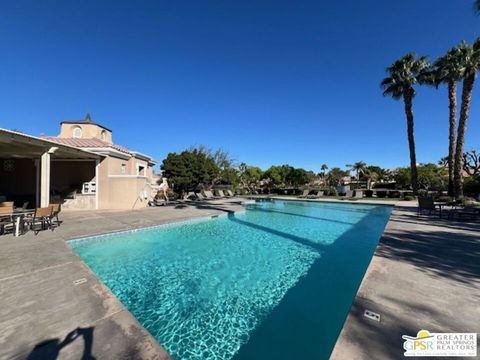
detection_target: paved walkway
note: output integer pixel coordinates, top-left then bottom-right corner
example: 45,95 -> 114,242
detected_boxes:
331,203 -> 480,359
0,199 -> 244,360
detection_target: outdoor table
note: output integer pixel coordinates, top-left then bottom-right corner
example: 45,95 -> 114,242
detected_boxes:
12,209 -> 34,236
434,202 -> 448,219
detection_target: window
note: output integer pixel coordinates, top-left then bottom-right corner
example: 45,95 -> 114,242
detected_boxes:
137,164 -> 145,176
72,126 -> 82,138
101,130 -> 106,142
121,164 -> 126,174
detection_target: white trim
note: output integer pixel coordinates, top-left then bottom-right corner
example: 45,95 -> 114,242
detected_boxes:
95,159 -> 99,210
0,128 -> 102,158
81,147 -> 131,160
108,175 -> 148,179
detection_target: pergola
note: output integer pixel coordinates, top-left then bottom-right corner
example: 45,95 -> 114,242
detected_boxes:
0,129 -> 103,208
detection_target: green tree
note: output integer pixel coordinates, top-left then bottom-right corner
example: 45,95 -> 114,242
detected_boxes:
161,148 -> 218,193
239,163 -> 263,190
431,46 -> 464,196
381,53 -> 430,195
325,167 -> 350,187
286,168 -> 314,187
453,39 -> 480,198
393,164 -> 448,191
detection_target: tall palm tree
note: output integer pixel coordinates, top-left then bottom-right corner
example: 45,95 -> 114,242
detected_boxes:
381,53 -> 430,195
320,164 -> 328,176
431,46 -> 463,196
350,161 -> 367,180
453,39 -> 480,198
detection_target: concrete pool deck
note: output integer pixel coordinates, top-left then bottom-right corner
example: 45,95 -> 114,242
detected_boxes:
0,199 -> 244,360
331,203 -> 480,359
0,198 -> 478,359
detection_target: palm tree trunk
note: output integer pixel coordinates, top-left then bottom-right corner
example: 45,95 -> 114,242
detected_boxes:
447,80 -> 457,197
454,74 -> 475,198
403,89 -> 418,195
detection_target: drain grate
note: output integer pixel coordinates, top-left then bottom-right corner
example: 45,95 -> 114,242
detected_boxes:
364,309 -> 381,322
73,278 -> 87,286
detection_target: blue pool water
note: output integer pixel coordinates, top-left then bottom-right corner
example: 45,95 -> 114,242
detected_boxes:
70,200 -> 392,360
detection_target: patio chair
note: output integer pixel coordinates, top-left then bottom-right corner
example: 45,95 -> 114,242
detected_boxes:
0,205 -> 14,235
216,190 -> 226,198
417,197 -> 438,216
184,192 -> 197,200
298,189 -> 310,198
226,190 -> 235,197
51,203 -> 62,228
27,206 -> 54,235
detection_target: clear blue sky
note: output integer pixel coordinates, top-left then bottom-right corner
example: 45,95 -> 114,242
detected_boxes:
0,1 -> 479,172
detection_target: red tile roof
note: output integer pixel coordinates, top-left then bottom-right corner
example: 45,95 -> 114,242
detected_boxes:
42,137 -> 131,155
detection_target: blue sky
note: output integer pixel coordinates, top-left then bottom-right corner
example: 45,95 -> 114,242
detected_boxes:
0,1 -> 479,172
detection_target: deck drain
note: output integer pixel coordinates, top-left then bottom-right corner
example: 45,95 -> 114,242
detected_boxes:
211,215 -> 219,218
73,278 -> 87,286
364,310 -> 381,322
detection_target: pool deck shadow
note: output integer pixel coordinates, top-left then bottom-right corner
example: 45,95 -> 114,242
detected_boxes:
330,203 -> 480,360
0,199 -> 244,360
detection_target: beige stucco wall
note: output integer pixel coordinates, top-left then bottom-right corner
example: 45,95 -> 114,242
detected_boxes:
59,123 -> 113,143
95,156 -> 153,210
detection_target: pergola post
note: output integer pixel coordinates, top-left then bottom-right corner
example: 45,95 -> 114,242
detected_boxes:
40,147 -> 58,207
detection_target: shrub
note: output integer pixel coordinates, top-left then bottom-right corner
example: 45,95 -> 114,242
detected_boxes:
403,195 -> 415,201
388,190 -> 400,198
376,190 -> 387,198
464,176 -> 480,197
365,190 -> 373,198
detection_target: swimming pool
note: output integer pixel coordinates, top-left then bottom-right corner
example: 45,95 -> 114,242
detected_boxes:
70,200 -> 392,360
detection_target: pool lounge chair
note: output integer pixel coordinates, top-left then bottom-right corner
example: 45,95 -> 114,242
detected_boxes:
307,191 -> 324,199
340,190 -> 354,200
203,190 -> 217,199
298,190 -> 310,198
353,190 -> 364,199
226,190 -> 235,197
216,190 -> 226,198
196,192 -> 206,201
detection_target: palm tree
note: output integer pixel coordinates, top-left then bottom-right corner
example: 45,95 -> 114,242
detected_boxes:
320,164 -> 328,176
349,161 -> 367,180
381,53 -> 430,195
431,46 -> 463,196
453,39 -> 480,198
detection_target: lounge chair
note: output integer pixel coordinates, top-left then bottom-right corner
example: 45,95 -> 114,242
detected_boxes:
353,190 -> 364,199
216,190 -> 226,198
203,190 -> 217,199
196,192 -> 206,200
298,190 -> 310,198
226,190 -> 235,197
340,190 -> 354,200
307,191 -> 324,199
